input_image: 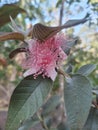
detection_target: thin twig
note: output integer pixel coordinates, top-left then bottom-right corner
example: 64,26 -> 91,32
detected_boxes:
37,112 -> 49,130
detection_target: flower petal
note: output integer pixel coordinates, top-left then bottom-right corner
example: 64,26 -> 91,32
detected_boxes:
23,67 -> 37,77
47,67 -> 57,81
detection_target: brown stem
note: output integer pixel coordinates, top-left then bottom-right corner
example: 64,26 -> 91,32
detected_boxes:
59,0 -> 65,25
37,112 -> 49,130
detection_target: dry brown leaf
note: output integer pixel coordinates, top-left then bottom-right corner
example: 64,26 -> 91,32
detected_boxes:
9,48 -> 26,59
0,32 -> 25,42
0,58 -> 7,66
0,4 -> 26,27
31,17 -> 88,41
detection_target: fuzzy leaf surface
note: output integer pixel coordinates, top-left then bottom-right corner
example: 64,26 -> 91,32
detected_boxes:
6,75 -> 53,130
64,74 -> 92,130
77,64 -> 96,76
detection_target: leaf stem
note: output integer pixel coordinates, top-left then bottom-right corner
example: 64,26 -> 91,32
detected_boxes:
56,68 -> 70,78
37,112 -> 49,130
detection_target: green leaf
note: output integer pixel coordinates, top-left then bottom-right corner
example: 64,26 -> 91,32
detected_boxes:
83,107 -> 98,130
92,89 -> 98,95
56,0 -> 62,7
65,64 -> 73,74
41,95 -> 61,117
64,74 -> 92,130
18,95 -> 60,130
77,64 -> 96,76
6,75 -> 53,130
18,114 -> 39,130
64,38 -> 78,55
63,13 -> 89,28
0,4 -> 26,27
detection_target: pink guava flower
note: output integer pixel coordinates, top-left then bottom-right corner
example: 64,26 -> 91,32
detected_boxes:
22,34 -> 67,81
